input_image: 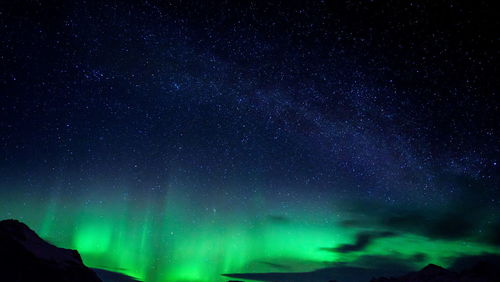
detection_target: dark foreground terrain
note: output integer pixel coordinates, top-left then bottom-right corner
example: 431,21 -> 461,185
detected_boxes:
371,262 -> 500,282
1,219 -> 499,282
0,219 -> 102,282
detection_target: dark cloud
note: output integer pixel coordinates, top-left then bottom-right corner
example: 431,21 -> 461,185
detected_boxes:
230,253 -> 500,282
428,213 -> 477,239
338,175 -> 500,245
223,266 -> 404,282
341,206 -> 498,246
320,231 -> 397,253
224,254 -> 416,282
380,211 -> 476,240
483,222 -> 500,246
377,208 -> 500,246
381,213 -> 425,230
449,253 -> 500,272
339,219 -> 361,227
352,253 -> 431,271
258,261 -> 291,270
412,253 -> 428,263
267,215 -> 290,224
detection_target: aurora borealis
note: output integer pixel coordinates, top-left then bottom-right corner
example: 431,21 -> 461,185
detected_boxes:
1,1 -> 499,282
2,188 -> 499,282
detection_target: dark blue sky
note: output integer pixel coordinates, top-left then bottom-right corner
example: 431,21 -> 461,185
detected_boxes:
1,1 -> 499,281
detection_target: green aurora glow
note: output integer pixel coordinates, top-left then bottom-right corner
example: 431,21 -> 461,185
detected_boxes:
2,0 -> 499,281
1,184 -> 498,282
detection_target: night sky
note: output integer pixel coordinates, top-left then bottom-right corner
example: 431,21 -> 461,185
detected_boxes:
1,1 -> 499,281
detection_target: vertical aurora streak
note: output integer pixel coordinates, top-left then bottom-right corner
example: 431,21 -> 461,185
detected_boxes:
1,184 -> 497,282
1,1 -> 499,281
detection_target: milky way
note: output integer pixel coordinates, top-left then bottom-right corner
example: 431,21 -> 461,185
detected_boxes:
1,1 -> 499,281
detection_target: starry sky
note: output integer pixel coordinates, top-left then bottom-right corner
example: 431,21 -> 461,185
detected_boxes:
1,1 -> 499,281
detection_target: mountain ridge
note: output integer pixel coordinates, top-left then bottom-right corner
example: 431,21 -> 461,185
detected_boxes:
0,219 -> 102,282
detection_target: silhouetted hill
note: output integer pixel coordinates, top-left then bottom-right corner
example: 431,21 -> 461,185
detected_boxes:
0,219 -> 102,282
371,262 -> 500,282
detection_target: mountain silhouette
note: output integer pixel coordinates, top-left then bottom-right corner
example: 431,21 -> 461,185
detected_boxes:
371,262 -> 500,282
0,219 -> 102,282
224,256 -> 500,282
2,219 -> 498,282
